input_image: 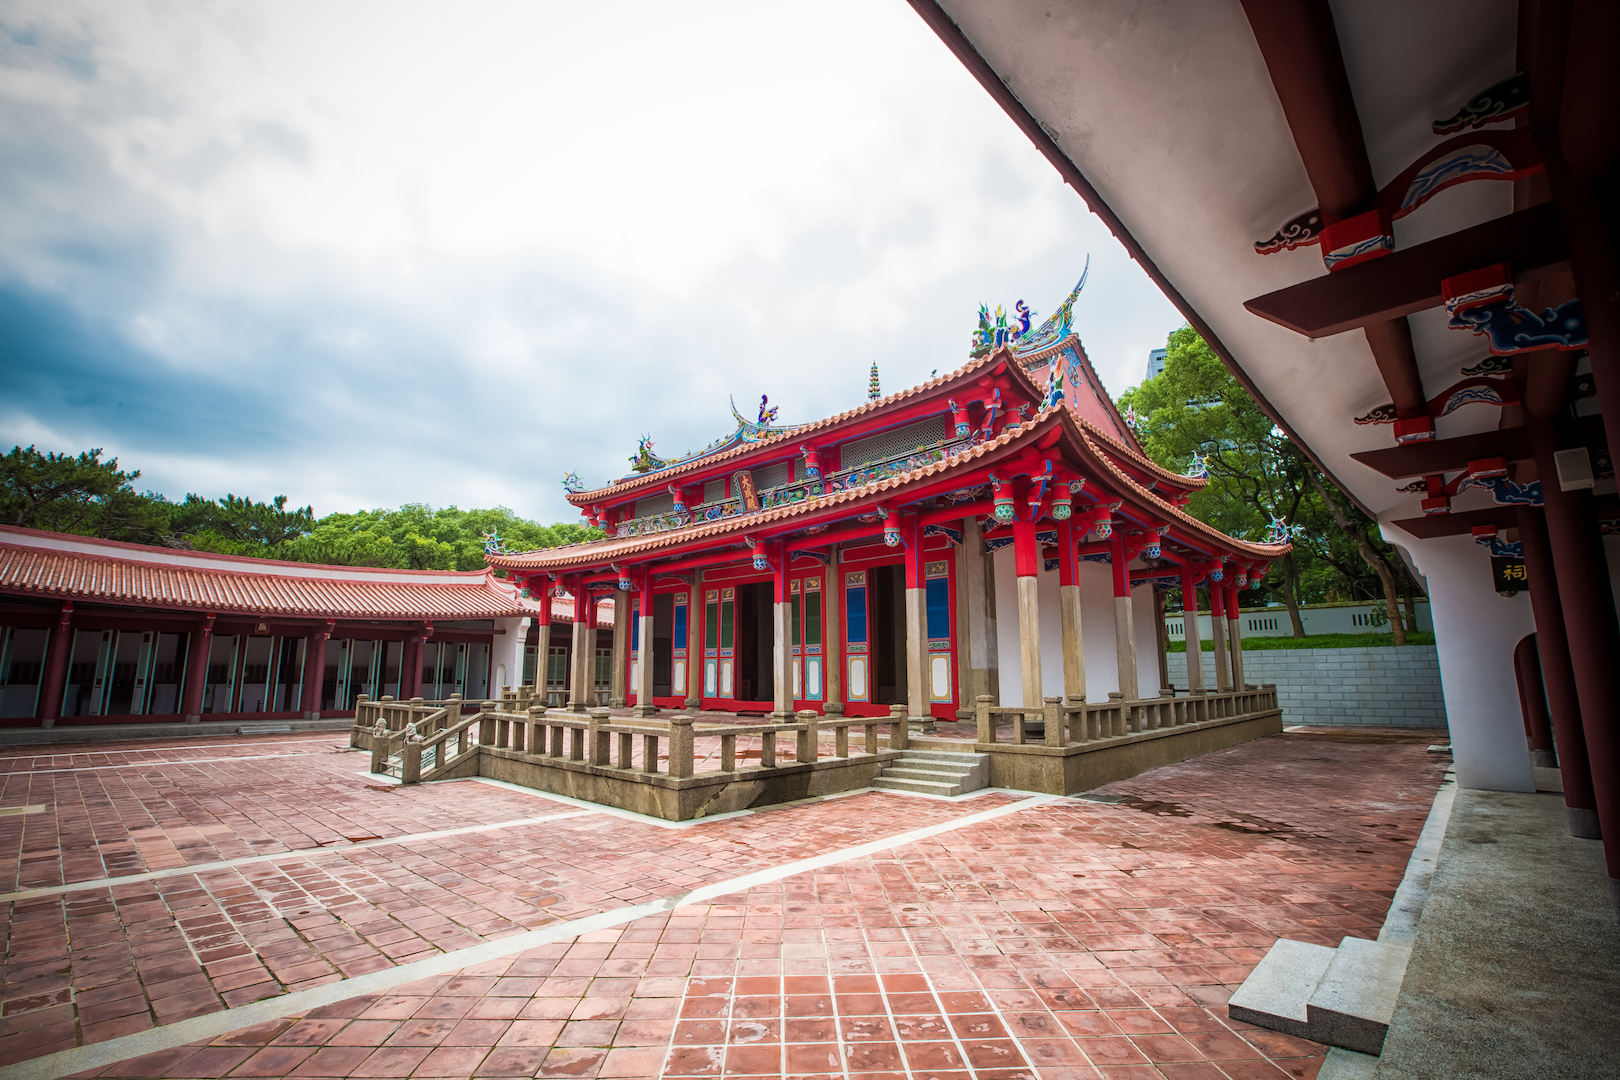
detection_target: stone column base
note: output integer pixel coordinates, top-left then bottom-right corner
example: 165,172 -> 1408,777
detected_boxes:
184,714 -> 201,725
609,697 -> 627,708
908,715 -> 936,733
631,704 -> 660,718
39,717 -> 55,729
1533,748 -> 1558,768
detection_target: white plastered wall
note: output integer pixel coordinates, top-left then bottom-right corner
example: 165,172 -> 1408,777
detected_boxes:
992,547 -> 1144,704
492,616 -> 530,698
1385,528 -> 1534,793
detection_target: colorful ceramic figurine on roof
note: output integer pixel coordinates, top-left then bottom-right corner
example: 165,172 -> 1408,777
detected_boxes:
508,272 -> 1285,734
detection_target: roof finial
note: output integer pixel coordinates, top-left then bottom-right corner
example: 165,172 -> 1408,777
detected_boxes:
868,362 -> 881,401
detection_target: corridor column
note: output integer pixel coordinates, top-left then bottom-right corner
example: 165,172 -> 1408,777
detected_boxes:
300,621 -> 333,719
566,581 -> 591,713
1514,505 -> 1595,830
955,516 -> 998,716
1109,531 -> 1137,701
35,601 -> 74,728
902,515 -> 930,729
632,570 -> 657,717
684,573 -> 702,709
181,613 -> 216,723
532,580 -> 553,703
1012,513 -> 1043,710
610,588 -> 629,707
1210,571 -> 1231,693
1179,564 -> 1204,696
1055,517 -> 1086,705
772,545 -> 794,720
822,550 -> 843,717
1226,582 -> 1245,690
1513,635 -> 1558,768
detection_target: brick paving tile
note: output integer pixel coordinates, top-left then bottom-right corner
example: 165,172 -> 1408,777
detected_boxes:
10,732 -> 1444,1078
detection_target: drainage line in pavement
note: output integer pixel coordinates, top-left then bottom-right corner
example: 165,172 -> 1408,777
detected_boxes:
8,793 -> 1057,1080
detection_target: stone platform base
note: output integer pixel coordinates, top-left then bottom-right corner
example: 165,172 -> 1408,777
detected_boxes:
0,717 -> 355,747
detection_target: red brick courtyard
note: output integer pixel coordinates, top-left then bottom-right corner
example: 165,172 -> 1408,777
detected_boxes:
0,727 -> 1448,1079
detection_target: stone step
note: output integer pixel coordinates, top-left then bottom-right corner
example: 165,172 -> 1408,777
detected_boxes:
881,766 -> 974,783
238,723 -> 293,735
871,775 -> 966,796
902,749 -> 990,766
1306,937 -> 1411,1056
1227,939 -> 1336,1040
872,749 -> 989,797
1228,936 -> 1412,1056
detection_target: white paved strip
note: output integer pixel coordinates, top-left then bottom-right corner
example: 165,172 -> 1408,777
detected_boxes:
11,793 -> 1059,1080
0,811 -> 595,902
0,738 -> 347,761
0,752 -> 337,776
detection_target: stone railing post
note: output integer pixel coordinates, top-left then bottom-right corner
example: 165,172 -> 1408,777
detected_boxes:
888,704 -> 909,751
796,709 -> 820,763
668,714 -> 694,778
480,701 -> 497,745
1044,696 -> 1063,747
401,721 -> 423,784
588,708 -> 611,765
446,694 -> 461,726
369,730 -> 389,774
976,695 -> 994,745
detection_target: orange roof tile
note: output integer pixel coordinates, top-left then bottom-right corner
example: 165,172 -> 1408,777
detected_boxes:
0,526 -> 600,622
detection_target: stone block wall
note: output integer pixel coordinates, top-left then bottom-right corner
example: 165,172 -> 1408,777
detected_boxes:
1165,645 -> 1446,729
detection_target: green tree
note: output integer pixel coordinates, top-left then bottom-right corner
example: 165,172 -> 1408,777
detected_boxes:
1118,327 -> 1419,641
0,446 -> 172,543
172,494 -> 317,554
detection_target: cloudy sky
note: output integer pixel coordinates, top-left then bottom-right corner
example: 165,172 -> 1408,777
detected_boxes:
0,0 -> 1185,525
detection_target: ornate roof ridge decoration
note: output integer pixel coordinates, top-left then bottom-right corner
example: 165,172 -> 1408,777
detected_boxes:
493,407 -> 1286,572
1075,416 -> 1207,492
1010,257 -> 1089,357
1072,426 -> 1290,559
560,349 -> 1043,504
620,395 -> 796,481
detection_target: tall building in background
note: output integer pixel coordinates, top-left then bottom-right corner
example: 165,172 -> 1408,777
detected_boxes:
1145,348 -> 1167,381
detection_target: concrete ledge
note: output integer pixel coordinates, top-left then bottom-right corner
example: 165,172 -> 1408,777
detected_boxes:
0,717 -> 355,747
476,746 -> 901,821
911,709 -> 1284,795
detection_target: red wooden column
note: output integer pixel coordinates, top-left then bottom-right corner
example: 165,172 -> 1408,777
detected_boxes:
1208,573 -> 1230,693
405,622 -> 432,700
771,543 -> 794,721
531,578 -> 553,701
1179,564 -> 1204,696
1011,512 -> 1043,710
180,613 -> 216,722
1109,531 -> 1137,702
1225,582 -> 1246,690
300,621 -> 333,719
634,567 -> 659,718
902,514 -> 929,726
566,578 -> 591,713
35,601 -> 74,728
1513,635 -> 1558,769
1055,517 -> 1085,705
1515,505 -> 1598,835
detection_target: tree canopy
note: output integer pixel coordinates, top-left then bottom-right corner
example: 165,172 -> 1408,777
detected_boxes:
1117,327 -> 1424,638
0,444 -> 595,569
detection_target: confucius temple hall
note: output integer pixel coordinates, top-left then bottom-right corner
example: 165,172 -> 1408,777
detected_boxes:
487,282 -> 1288,752
0,526 -> 612,737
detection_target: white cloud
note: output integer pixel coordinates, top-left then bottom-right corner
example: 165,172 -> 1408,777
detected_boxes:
0,0 -> 1186,525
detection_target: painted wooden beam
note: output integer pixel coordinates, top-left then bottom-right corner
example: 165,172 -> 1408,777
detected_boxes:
1244,204 -> 1570,338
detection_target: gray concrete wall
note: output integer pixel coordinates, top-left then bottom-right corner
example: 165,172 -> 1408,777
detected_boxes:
1166,645 -> 1446,729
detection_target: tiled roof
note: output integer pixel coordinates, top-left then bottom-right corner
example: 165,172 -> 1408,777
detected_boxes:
563,351 -> 1019,504
491,408 -> 1287,572
0,526 -> 556,621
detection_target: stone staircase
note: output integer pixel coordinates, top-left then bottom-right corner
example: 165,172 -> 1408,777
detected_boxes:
872,749 -> 989,797
1228,936 -> 1413,1058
